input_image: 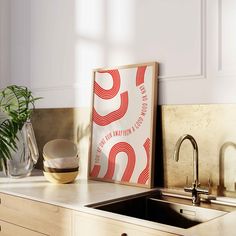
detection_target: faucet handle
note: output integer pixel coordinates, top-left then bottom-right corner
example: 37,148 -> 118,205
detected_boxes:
184,181 -> 210,205
193,179 -> 209,195
184,186 -> 194,193
196,186 -> 209,195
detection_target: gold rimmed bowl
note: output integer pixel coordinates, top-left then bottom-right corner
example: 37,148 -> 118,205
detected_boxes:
43,171 -> 78,184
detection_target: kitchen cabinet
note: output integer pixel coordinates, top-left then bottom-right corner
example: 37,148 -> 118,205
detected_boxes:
72,211 -> 178,236
0,193 -> 71,236
0,176 -> 235,236
0,192 -> 178,236
0,220 -> 46,236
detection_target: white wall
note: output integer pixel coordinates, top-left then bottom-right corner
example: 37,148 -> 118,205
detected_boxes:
10,0 -> 31,87
3,0 -> 236,107
0,0 -> 10,88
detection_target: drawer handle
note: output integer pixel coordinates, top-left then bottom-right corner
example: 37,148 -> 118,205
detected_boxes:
121,233 -> 127,236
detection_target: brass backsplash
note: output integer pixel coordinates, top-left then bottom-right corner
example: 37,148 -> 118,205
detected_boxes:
32,104 -> 236,196
31,107 -> 91,179
162,104 -> 236,196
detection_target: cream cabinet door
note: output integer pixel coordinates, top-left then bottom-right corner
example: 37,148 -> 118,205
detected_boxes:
0,193 -> 72,236
0,220 -> 47,236
72,211 -> 178,236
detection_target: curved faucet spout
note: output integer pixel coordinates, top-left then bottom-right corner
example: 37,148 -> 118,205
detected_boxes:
173,134 -> 209,205
173,134 -> 199,186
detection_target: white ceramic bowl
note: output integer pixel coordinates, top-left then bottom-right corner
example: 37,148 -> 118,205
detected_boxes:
43,139 -> 78,159
43,156 -> 79,169
43,153 -> 78,161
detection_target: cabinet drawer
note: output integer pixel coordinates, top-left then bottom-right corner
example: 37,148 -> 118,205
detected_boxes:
0,193 -> 71,236
73,211 -> 178,236
0,220 -> 47,236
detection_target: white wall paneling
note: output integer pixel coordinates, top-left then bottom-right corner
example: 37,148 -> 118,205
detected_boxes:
159,0 -> 236,104
30,0 -> 209,107
2,0 -> 236,107
217,0 -> 236,77
207,0 -> 236,103
0,0 -> 10,88
29,0 -> 76,108
10,0 -> 31,86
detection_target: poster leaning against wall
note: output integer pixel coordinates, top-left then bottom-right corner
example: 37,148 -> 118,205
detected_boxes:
89,62 -> 158,188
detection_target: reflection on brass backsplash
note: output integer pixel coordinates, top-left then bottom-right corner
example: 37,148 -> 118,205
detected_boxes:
32,104 -> 236,196
162,104 -> 236,196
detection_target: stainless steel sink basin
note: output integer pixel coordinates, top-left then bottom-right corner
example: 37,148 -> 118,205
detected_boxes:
146,198 -> 226,228
88,192 -> 228,229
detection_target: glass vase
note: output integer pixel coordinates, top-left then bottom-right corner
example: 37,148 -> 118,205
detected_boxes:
4,121 -> 39,178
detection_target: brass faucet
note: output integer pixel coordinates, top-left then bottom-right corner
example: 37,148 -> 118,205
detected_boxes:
173,134 -> 209,205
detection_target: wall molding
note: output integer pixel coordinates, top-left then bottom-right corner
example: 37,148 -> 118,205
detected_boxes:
32,83 -> 91,108
159,0 -> 206,82
32,85 -> 75,92
218,0 -> 222,73
217,0 -> 236,78
32,82 -> 92,92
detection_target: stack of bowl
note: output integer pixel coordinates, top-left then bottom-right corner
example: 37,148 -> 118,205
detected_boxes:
43,139 -> 79,184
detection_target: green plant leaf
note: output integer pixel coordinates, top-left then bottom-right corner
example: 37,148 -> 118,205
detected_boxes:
0,85 -> 41,163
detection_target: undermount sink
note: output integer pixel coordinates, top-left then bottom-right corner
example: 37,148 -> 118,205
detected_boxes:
87,191 -> 228,229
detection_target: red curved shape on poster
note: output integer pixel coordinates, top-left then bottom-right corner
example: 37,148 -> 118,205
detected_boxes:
103,142 -> 136,182
138,138 -> 150,184
93,91 -> 128,126
136,66 -> 147,86
94,70 -> 120,99
90,164 -> 101,177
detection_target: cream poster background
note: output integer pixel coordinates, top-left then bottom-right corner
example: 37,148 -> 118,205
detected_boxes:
90,62 -> 158,187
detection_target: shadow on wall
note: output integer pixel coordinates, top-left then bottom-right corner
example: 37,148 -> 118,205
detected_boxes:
31,105 -> 165,185
31,108 -> 74,169
154,105 -> 164,187
31,108 -> 89,170
76,123 -> 90,145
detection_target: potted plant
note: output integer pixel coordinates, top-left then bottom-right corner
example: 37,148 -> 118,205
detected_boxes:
0,85 -> 41,177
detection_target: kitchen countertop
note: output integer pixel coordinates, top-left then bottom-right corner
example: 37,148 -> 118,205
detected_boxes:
1,170 -> 236,236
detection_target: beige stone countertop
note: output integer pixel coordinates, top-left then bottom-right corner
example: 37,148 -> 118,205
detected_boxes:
0,170 -> 152,209
1,171 -> 236,236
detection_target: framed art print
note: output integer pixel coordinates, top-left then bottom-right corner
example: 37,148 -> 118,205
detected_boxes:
89,62 -> 158,188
